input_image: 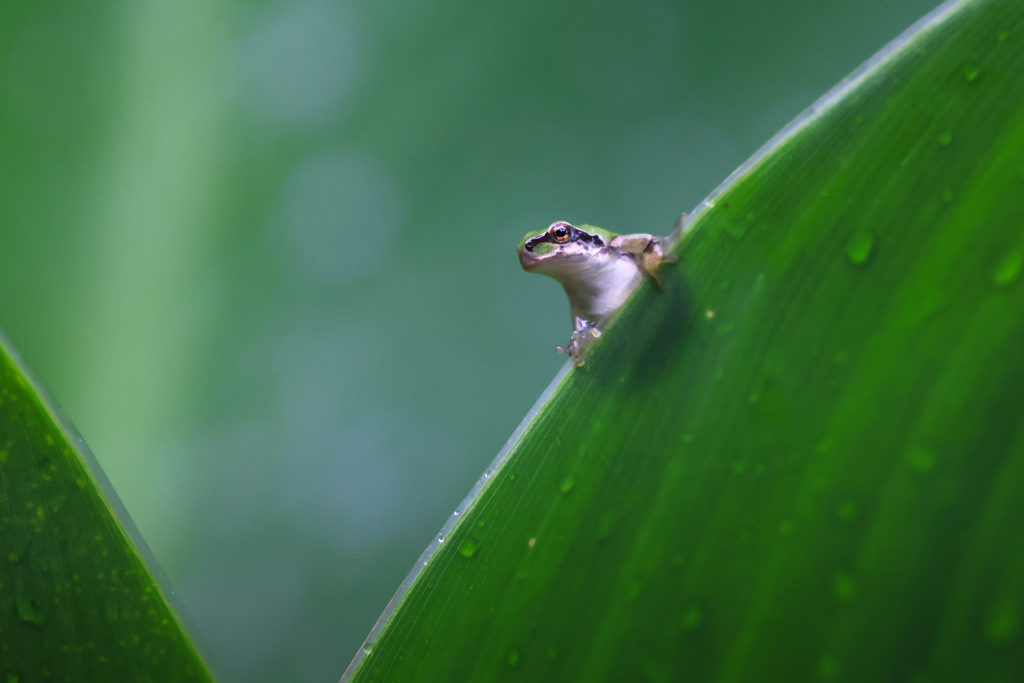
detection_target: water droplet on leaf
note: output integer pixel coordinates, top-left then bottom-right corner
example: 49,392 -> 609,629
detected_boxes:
993,250 -> 1022,286
845,228 -> 874,265
818,656 -> 840,681
986,595 -> 1019,644
458,538 -> 479,558
833,572 -> 856,602
906,448 -> 936,473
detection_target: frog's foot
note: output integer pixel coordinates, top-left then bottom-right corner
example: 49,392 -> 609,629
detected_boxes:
610,230 -> 679,289
639,236 -> 677,289
557,323 -> 601,366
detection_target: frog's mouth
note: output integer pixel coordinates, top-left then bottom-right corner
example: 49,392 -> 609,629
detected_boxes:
522,252 -> 614,291
519,244 -> 586,272
518,248 -> 546,271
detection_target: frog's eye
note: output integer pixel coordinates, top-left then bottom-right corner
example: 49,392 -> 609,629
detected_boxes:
549,222 -> 573,243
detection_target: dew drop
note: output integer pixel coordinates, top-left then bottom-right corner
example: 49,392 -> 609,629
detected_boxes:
14,593 -> 45,626
844,228 -> 874,266
818,656 -> 840,681
942,188 -> 954,203
833,572 -> 856,602
938,131 -> 952,146
546,647 -> 558,659
906,448 -> 936,473
998,30 -> 1008,41
507,649 -> 520,666
682,606 -> 702,630
725,221 -> 747,239
559,475 -> 575,493
964,65 -> 980,81
458,538 -> 479,558
992,250 -> 1022,286
986,595 -> 1019,644
437,533 -> 445,543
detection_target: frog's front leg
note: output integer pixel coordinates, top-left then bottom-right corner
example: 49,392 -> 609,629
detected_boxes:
557,316 -> 602,366
609,233 -> 678,288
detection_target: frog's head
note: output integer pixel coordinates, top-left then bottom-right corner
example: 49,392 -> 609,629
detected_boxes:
518,222 -> 611,277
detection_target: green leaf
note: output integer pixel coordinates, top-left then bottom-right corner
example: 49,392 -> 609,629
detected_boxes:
0,334 -> 214,681
345,0 -> 1024,681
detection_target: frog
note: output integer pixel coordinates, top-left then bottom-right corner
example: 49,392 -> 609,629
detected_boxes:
518,214 -> 684,366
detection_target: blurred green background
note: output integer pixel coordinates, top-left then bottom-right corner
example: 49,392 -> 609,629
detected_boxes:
0,0 -> 938,680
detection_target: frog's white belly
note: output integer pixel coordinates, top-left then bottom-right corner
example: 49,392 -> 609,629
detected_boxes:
560,252 -> 644,323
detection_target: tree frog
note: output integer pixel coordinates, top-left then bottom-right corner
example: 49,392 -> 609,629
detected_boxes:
518,215 -> 684,366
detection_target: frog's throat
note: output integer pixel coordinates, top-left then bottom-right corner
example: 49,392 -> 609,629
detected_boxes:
560,255 -> 645,322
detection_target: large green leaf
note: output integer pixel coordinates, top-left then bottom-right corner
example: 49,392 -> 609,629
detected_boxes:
0,334 -> 214,681
344,0 -> 1024,680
